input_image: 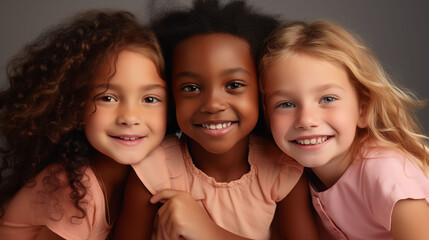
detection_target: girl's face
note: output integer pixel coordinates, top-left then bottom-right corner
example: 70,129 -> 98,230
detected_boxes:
84,50 -> 167,165
264,53 -> 366,181
172,33 -> 259,154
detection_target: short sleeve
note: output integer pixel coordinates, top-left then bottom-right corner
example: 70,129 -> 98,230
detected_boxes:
249,135 -> 303,202
361,150 -> 429,230
0,165 -> 107,240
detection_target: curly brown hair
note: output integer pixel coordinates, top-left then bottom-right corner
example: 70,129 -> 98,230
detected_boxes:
0,9 -> 163,219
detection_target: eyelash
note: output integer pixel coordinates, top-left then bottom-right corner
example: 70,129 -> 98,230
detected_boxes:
96,95 -> 161,104
98,95 -> 117,102
277,102 -> 295,109
275,96 -> 338,109
143,96 -> 160,103
181,81 -> 245,93
181,84 -> 200,92
320,96 -> 337,103
226,82 -> 245,89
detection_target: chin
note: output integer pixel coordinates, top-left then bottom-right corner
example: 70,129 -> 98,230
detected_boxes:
203,145 -> 234,155
110,153 -> 148,165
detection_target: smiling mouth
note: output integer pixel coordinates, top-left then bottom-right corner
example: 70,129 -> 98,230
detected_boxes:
201,122 -> 233,130
112,136 -> 144,141
294,136 -> 330,145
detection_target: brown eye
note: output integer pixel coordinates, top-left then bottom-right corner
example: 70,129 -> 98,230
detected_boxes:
226,82 -> 244,89
143,97 -> 160,103
98,96 -> 116,102
181,84 -> 200,92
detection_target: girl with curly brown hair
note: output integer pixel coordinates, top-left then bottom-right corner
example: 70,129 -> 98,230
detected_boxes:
0,10 -> 167,239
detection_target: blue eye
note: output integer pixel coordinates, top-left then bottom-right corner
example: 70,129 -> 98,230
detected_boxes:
226,82 -> 244,89
182,84 -> 200,92
277,102 -> 295,108
143,97 -> 160,103
320,96 -> 336,103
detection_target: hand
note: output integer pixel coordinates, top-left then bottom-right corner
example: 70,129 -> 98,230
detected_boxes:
150,189 -> 214,240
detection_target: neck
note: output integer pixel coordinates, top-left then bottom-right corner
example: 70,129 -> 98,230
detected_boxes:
311,153 -> 352,190
92,153 -> 130,225
93,154 -> 130,187
187,136 -> 250,183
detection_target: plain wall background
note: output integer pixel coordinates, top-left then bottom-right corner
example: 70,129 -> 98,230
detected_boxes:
1,0 -> 428,134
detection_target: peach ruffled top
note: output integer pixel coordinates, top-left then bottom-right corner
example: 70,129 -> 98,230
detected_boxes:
0,165 -> 110,240
132,134 -> 303,240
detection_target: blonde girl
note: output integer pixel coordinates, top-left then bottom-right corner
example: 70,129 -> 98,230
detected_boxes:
260,20 -> 429,239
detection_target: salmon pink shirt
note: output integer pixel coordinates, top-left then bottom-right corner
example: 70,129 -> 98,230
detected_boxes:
311,145 -> 429,240
132,134 -> 303,240
0,165 -> 110,240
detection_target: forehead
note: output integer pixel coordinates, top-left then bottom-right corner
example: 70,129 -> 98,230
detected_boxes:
92,50 -> 165,87
264,54 -> 349,90
172,33 -> 255,73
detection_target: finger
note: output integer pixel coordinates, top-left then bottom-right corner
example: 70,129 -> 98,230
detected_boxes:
156,200 -> 168,222
150,189 -> 183,204
160,206 -> 178,240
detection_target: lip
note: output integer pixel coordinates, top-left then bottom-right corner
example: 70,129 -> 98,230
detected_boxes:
110,134 -> 146,146
196,121 -> 236,137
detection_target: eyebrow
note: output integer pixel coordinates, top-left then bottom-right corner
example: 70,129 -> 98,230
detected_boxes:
221,68 -> 250,76
266,83 -> 345,97
174,71 -> 200,81
93,83 -> 166,91
174,68 -> 250,81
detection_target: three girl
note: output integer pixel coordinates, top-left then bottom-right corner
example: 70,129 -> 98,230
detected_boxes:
260,20 -> 429,239
0,10 -> 167,239
2,3 -> 426,240
114,0 -> 319,239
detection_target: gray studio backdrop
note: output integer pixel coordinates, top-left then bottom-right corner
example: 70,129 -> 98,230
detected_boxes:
1,0 -> 428,135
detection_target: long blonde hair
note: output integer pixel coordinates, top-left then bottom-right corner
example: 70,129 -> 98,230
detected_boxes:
259,20 -> 429,175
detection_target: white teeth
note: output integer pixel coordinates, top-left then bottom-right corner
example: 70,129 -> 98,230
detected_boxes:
202,122 -> 232,130
119,137 -> 140,141
296,136 -> 328,145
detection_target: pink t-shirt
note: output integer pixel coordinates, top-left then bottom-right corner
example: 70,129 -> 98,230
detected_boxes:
311,146 -> 429,240
132,134 -> 303,240
0,165 -> 110,240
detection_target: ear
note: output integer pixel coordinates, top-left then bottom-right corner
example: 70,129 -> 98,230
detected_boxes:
357,102 -> 368,128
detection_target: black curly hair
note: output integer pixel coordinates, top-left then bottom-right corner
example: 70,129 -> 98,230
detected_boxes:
150,0 -> 279,135
0,9 -> 163,219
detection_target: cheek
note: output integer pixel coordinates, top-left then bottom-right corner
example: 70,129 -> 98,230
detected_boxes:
269,113 -> 290,139
175,102 -> 190,128
83,114 -> 101,144
241,97 -> 259,119
241,88 -> 260,117
150,108 -> 168,134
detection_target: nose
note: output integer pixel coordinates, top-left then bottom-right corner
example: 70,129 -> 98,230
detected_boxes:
200,88 -> 227,113
294,105 -> 319,129
116,102 -> 140,126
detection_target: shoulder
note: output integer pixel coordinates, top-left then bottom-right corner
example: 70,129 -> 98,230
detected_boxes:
161,134 -> 188,175
1,165 -> 101,239
161,133 -> 181,150
358,146 -> 426,186
356,146 -> 429,229
131,134 -> 184,194
249,135 -> 302,172
249,135 -> 303,202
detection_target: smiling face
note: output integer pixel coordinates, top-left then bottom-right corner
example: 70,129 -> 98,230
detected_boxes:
172,33 -> 259,154
264,53 -> 366,182
84,50 -> 167,165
